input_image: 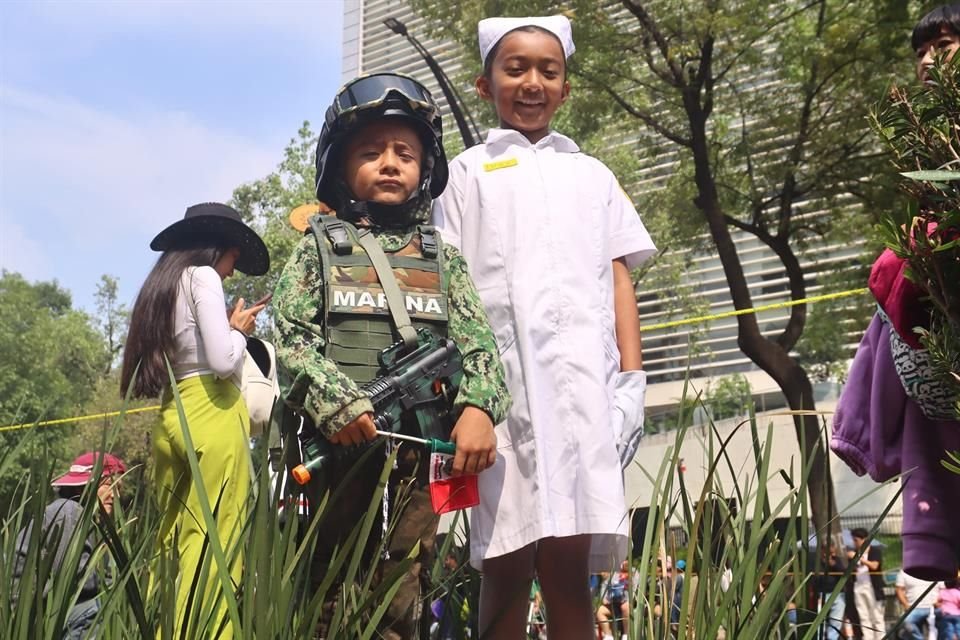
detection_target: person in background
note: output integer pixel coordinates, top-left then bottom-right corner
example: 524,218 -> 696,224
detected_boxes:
671,559 -> 686,625
14,452 -> 127,639
120,202 -> 269,638
937,577 -> 960,640
528,579 -> 547,640
896,568 -> 942,640
430,547 -> 471,640
597,560 -> 630,640
847,528 -> 885,639
914,2 -> 960,85
814,543 -> 847,640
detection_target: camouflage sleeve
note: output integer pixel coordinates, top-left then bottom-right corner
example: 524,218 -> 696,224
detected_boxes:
443,243 -> 511,424
273,235 -> 373,437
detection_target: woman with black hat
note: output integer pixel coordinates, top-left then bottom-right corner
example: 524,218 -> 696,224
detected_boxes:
120,202 -> 269,638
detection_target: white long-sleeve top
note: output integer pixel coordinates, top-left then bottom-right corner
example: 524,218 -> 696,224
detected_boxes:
171,266 -> 247,382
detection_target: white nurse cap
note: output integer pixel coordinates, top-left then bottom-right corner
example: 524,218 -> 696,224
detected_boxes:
478,15 -> 576,64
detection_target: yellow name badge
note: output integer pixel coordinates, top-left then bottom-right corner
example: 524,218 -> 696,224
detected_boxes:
483,158 -> 518,172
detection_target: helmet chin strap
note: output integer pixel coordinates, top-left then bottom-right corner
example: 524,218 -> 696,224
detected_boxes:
338,199 -> 417,229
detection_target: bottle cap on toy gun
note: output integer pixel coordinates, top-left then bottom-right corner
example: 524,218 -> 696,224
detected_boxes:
291,464 -> 312,485
376,430 -> 455,455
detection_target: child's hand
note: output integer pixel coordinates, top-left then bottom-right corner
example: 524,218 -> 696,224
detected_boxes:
450,406 -> 497,476
329,412 -> 376,446
228,298 -> 266,336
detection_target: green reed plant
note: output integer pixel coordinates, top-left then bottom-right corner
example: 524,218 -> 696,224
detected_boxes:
0,374 -> 433,639
403,388 -> 901,640
618,395 -> 900,640
3,377 -> 906,640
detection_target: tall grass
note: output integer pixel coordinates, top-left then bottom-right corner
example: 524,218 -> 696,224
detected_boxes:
0,382 -> 430,639
1,389 -> 903,639
618,401 -> 900,640
435,397 -> 904,640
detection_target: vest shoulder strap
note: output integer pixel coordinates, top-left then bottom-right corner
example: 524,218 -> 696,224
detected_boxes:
354,230 -> 418,350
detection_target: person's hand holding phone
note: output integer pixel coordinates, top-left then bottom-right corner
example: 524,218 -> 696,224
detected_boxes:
228,297 -> 267,336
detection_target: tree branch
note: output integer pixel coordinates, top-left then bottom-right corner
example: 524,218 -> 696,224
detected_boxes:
699,35 -> 716,117
588,79 -> 693,147
723,213 -> 761,236
621,0 -> 685,84
776,0 -> 827,241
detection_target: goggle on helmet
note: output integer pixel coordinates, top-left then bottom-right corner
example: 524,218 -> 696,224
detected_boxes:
315,73 -> 449,206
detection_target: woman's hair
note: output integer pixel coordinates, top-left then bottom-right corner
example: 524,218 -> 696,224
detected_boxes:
945,577 -> 959,589
912,3 -> 960,52
120,247 -> 223,398
482,25 -> 567,79
56,485 -> 84,501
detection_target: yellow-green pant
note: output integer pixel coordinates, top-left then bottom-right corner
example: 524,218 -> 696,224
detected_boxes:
153,374 -> 251,639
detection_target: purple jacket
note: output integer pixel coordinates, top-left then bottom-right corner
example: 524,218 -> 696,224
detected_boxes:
832,313 -> 960,581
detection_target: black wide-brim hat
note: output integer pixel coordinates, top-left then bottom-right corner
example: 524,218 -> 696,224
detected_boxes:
150,203 -> 270,276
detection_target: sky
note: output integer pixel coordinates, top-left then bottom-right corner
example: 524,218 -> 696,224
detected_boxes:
0,0 -> 344,314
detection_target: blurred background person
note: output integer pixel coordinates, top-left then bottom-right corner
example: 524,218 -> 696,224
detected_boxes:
896,568 -> 942,640
14,451 -> 126,639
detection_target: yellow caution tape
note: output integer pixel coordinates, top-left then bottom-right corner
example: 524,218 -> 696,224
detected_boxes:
0,287 -> 871,432
0,406 -> 161,433
643,288 -> 869,332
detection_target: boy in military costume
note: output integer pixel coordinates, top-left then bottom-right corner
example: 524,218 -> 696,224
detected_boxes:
273,73 -> 510,639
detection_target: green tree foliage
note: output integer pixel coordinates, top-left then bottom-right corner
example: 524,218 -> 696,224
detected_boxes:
409,0 -> 918,535
93,274 -> 128,374
228,122 -> 319,322
705,373 -> 752,420
66,274 -> 153,492
0,272 -> 109,508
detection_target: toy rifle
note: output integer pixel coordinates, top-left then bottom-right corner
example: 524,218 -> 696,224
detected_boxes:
291,328 -> 463,486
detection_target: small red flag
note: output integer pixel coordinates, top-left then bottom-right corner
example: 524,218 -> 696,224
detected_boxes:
428,452 -> 479,514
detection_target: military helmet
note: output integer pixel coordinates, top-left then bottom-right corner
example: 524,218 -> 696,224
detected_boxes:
315,73 -> 448,207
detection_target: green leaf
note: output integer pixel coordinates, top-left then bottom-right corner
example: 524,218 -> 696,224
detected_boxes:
900,170 -> 960,181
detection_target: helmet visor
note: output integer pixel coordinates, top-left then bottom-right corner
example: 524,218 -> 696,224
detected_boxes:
334,74 -> 439,122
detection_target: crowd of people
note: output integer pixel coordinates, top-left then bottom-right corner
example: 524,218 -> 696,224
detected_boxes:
11,2 -> 960,640
812,529 -> 960,640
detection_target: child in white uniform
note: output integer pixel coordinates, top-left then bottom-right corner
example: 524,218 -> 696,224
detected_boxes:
432,15 -> 656,640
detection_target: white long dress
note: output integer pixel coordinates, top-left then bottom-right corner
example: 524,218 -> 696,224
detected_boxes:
433,128 -> 656,571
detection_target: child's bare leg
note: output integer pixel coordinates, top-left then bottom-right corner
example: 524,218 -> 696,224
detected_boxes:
479,543 -> 536,640
536,535 -> 594,640
597,603 -> 613,636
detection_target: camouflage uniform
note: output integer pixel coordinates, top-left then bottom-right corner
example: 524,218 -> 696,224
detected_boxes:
273,202 -> 510,639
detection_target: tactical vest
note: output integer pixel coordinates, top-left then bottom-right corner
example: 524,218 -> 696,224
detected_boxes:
308,215 -> 448,384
